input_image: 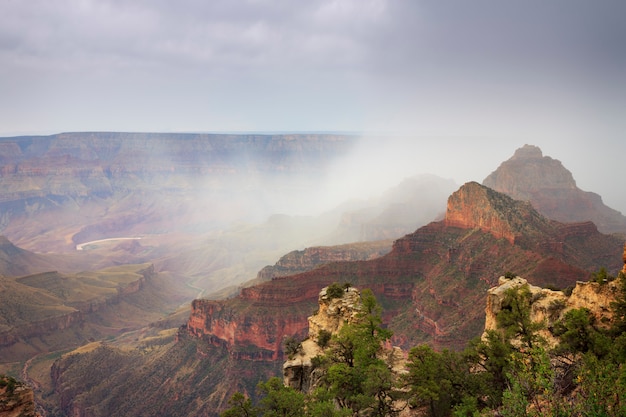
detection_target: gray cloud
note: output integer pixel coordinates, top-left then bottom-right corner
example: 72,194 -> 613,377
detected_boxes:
0,0 -> 624,155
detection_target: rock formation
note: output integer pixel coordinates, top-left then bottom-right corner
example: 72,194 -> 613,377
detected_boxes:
0,375 -> 38,417
444,181 -> 552,245
283,286 -> 363,392
483,144 -> 626,234
254,241 -> 392,283
484,274 -> 622,347
283,286 -> 406,394
307,286 -> 363,342
184,182 -> 623,359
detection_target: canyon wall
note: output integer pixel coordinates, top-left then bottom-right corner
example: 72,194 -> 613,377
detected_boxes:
0,133 -> 357,251
254,241 -> 392,282
185,182 -> 624,357
0,264 -> 157,360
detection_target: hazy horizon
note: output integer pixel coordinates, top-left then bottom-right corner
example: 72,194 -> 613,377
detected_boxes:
1,1 -> 624,212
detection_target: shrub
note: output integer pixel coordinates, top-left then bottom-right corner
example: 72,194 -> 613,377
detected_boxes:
317,329 -> 332,348
326,283 -> 345,299
547,299 -> 566,320
311,355 -> 327,370
592,267 -> 615,284
283,336 -> 302,358
544,283 -> 561,291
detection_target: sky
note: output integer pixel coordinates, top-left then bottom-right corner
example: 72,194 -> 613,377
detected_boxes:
1,0 -> 625,211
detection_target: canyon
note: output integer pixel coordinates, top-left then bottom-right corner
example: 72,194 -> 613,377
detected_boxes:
0,136 -> 624,416
185,182 -> 623,357
46,181 -> 624,416
0,132 -> 357,252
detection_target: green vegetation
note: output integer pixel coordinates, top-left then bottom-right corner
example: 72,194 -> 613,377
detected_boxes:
283,336 -> 302,359
317,329 -> 332,348
222,289 -> 394,416
224,272 -> 626,416
0,374 -> 19,395
592,266 -> 615,284
326,282 -> 346,299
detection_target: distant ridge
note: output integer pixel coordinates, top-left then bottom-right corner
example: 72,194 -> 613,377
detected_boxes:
483,144 -> 626,234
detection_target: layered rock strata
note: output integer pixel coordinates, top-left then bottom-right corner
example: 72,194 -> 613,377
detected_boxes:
185,182 -> 623,357
254,242 -> 392,283
0,132 -> 356,251
483,144 -> 626,234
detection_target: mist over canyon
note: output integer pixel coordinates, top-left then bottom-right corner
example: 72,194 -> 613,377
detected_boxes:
0,133 -> 624,416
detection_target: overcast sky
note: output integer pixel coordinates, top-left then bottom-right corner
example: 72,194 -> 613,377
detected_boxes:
1,1 -> 625,211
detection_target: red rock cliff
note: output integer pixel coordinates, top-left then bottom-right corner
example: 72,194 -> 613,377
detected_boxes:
185,183 -> 624,355
444,181 -> 553,245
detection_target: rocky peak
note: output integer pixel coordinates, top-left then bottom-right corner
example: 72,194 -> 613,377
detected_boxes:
510,144 -> 544,160
483,145 -> 626,234
308,286 -> 362,343
484,144 -> 577,195
283,285 -> 407,394
444,182 -> 551,244
283,286 -> 364,392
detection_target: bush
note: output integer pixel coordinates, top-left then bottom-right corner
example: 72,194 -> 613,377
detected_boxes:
326,283 -> 345,299
544,283 -> 561,291
311,355 -> 327,370
283,336 -> 302,358
592,267 -> 615,284
317,329 -> 332,348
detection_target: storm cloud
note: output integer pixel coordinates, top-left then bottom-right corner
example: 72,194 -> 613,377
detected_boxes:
1,1 -> 625,211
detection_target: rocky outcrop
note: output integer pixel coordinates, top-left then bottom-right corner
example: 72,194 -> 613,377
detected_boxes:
283,287 -> 363,392
186,297 -> 311,360
484,275 -> 622,347
283,286 -> 406,393
483,144 -> 626,234
0,376 -> 38,417
307,286 -> 362,342
444,181 -> 553,245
